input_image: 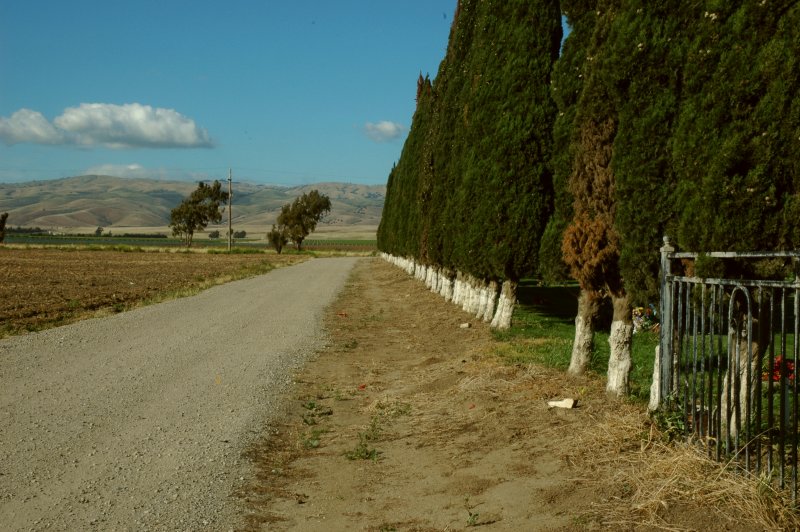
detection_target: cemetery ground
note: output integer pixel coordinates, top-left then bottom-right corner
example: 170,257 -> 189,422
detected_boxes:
1,247 -> 796,530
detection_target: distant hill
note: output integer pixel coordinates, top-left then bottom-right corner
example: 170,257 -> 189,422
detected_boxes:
0,175 -> 385,230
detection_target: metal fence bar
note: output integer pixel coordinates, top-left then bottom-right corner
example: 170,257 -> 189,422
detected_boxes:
716,284 -> 724,462
792,288 -> 800,507
699,284 -> 707,442
745,289 -> 754,473
755,288 -> 763,474
692,287 -> 700,436
707,285 -> 716,456
682,282 -> 691,436
768,292 -> 776,476
670,276 -> 800,289
780,291 -> 788,489
672,251 -> 800,259
660,238 -> 675,399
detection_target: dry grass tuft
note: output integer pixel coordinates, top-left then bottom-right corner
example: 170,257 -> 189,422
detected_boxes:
566,406 -> 800,530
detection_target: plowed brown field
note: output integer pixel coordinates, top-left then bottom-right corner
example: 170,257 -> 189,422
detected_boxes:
0,247 -> 305,337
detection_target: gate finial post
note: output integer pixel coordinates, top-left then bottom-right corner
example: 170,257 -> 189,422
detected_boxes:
658,236 -> 676,408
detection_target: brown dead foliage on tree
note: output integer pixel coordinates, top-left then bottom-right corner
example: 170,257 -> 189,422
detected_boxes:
563,115 -> 622,295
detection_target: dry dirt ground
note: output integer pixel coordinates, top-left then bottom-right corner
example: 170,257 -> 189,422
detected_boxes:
236,259 -> 771,532
0,247 -> 305,336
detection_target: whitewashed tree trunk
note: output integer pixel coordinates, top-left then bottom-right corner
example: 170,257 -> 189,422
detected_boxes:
425,266 -> 435,290
648,345 -> 661,412
482,281 -> 498,322
606,294 -> 633,398
490,280 -> 516,330
568,289 -> 599,376
468,278 -> 481,315
460,276 -> 469,307
405,257 -> 414,275
475,282 -> 488,319
436,269 -> 445,296
462,276 -> 473,313
475,283 -> 486,319
453,272 -> 464,306
441,271 -> 454,301
461,276 -> 471,312
416,264 -> 426,282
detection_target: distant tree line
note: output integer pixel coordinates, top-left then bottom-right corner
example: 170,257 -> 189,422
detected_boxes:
377,0 -> 800,398
208,230 -> 247,239
3,225 -> 47,235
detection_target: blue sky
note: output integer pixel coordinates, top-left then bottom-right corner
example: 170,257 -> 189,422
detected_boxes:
0,1 -> 457,185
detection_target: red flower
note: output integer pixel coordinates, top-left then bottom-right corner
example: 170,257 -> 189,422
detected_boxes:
763,356 -> 795,382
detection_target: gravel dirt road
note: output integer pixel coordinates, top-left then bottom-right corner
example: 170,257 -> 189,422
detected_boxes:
0,257 -> 359,531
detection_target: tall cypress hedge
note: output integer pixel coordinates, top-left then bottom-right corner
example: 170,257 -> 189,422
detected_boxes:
376,76 -> 433,258
379,0 -> 561,287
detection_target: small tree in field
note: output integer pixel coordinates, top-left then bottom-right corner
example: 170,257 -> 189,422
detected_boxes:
170,180 -> 229,247
0,212 -> 8,243
276,190 -> 331,251
267,224 -> 289,254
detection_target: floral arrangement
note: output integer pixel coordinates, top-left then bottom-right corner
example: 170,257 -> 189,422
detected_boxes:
632,304 -> 659,334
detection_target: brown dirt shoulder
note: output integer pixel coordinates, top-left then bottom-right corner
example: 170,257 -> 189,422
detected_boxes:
237,258 -> 773,531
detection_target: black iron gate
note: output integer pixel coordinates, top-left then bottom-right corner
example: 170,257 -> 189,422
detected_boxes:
656,236 -> 800,500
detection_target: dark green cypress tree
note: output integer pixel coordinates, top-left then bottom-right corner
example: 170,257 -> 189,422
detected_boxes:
432,0 -> 481,276
610,0 -> 695,305
673,1 -> 800,255
418,3 -> 473,273
539,0 -> 597,284
457,0 -> 562,283
773,5 -> 800,247
376,163 -> 399,254
376,74 -> 434,258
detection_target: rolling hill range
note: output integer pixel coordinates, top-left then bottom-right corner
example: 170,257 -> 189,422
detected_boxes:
0,175 -> 385,231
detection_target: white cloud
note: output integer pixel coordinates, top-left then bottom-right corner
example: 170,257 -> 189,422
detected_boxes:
83,163 -> 150,179
82,163 -> 212,182
0,109 -> 65,144
363,120 -> 406,142
0,103 -> 213,149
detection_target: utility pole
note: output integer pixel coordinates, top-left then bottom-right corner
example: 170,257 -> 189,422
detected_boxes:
227,168 -> 233,252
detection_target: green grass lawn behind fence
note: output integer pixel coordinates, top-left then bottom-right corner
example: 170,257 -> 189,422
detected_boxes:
494,282 -> 659,402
